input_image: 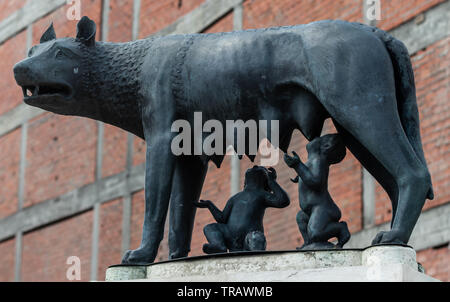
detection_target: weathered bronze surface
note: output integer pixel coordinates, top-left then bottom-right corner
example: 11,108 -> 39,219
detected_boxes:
13,16 -> 433,264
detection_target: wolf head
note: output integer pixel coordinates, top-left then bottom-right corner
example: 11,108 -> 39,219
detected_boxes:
13,16 -> 148,137
13,16 -> 97,115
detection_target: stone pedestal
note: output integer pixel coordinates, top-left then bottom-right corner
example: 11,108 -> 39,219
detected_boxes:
106,245 -> 439,282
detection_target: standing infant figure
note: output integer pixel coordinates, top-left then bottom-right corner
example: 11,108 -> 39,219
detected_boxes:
284,134 -> 351,250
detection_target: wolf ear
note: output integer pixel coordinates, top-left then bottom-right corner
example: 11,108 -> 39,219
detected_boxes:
76,16 -> 96,47
40,22 -> 56,43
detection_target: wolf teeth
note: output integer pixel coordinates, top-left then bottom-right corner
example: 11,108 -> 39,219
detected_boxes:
22,86 -> 39,97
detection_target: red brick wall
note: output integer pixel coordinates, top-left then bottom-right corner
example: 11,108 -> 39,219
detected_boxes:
133,137 -> 146,166
417,245 -> 450,281
0,30 -> 26,115
21,210 -> 93,282
203,9 -> 234,33
109,0 -> 134,42
139,0 -> 205,38
243,0 -> 363,29
25,114 -> 97,207
0,129 -> 20,219
377,0 -> 446,30
0,0 -> 26,22
0,0 -> 448,282
97,198 -> 123,280
414,37 -> 450,211
102,123 -> 128,178
0,238 -> 15,282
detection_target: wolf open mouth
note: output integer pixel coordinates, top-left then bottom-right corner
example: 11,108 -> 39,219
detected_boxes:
22,83 -> 72,98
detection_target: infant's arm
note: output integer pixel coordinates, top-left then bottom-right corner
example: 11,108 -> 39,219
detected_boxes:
264,168 -> 290,208
284,151 -> 322,190
194,199 -> 234,224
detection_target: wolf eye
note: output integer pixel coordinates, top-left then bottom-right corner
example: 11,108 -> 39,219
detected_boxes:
28,47 -> 36,57
55,49 -> 65,59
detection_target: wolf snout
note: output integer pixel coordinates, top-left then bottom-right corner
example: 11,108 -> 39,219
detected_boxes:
13,61 -> 33,85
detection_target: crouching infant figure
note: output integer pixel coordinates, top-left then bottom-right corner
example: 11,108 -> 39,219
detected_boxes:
284,134 -> 351,250
194,166 -> 290,254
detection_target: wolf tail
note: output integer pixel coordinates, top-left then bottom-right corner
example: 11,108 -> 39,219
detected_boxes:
372,27 -> 434,200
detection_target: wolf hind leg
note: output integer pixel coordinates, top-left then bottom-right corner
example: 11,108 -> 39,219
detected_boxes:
328,93 -> 430,245
333,121 -> 399,227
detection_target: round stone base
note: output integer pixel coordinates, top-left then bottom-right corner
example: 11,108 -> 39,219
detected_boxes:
106,245 -> 439,282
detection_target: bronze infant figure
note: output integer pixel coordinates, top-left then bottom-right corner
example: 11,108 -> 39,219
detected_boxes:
194,166 -> 290,254
284,134 -> 351,249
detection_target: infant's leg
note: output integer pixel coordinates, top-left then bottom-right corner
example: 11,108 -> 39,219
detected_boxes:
336,221 -> 351,248
308,207 -> 350,248
308,207 -> 338,243
296,211 -> 311,247
202,223 -> 227,254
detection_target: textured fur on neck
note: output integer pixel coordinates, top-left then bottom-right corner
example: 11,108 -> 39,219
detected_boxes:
79,38 -> 154,137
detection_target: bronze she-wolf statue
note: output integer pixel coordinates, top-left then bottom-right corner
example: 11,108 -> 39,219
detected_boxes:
13,16 -> 433,264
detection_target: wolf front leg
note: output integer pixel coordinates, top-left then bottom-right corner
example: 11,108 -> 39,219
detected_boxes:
122,132 -> 176,264
168,157 -> 208,259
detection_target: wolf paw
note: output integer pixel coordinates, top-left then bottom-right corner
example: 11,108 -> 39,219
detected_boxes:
121,247 -> 155,265
371,230 -> 407,245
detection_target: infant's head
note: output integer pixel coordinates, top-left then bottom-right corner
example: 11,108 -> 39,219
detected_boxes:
306,134 -> 346,164
244,165 -> 270,190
